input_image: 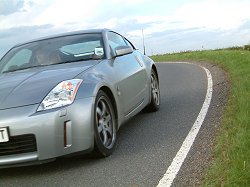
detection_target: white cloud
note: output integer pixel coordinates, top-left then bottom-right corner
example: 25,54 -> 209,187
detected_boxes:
110,0 -> 148,4
126,0 -> 250,38
34,0 -> 102,28
0,0 -> 50,30
173,0 -> 250,31
0,0 -> 250,57
119,0 -> 250,54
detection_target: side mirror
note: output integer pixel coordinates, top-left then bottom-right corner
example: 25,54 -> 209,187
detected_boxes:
115,46 -> 133,57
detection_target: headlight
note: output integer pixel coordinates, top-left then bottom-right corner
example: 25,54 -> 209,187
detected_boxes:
37,79 -> 83,111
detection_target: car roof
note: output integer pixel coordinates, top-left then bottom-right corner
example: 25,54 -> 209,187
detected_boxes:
14,28 -> 112,47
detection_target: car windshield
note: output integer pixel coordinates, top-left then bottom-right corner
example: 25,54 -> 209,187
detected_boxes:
0,33 -> 105,74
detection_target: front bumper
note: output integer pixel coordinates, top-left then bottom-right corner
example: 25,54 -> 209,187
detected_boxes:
0,97 -> 95,168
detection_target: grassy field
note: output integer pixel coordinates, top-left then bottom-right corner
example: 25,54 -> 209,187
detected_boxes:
151,49 -> 250,186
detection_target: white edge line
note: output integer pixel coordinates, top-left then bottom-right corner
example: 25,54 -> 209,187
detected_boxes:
157,62 -> 213,187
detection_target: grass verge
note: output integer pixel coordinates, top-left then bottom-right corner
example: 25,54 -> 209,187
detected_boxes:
151,49 -> 250,186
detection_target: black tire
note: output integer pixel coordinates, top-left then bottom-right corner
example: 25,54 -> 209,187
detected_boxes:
93,90 -> 117,157
145,70 -> 160,112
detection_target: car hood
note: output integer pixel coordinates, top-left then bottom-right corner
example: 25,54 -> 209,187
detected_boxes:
0,61 -> 98,110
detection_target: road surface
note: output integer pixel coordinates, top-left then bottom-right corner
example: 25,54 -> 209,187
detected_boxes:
0,62 -> 227,187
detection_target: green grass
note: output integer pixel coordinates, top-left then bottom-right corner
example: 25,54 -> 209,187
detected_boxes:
151,49 -> 250,186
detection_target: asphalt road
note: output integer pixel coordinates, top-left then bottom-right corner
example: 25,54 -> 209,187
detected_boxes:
0,63 -> 209,187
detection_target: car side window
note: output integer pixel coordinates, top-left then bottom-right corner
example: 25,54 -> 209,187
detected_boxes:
107,32 -> 127,51
2,49 -> 32,72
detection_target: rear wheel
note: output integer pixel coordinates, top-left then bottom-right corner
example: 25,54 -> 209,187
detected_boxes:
93,90 -> 117,157
145,70 -> 160,112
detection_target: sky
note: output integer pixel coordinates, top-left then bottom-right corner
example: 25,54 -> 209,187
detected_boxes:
1,0 -> 250,57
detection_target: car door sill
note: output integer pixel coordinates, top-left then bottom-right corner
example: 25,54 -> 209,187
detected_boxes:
124,99 -> 144,118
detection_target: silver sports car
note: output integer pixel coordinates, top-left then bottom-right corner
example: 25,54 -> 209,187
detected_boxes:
0,29 -> 160,168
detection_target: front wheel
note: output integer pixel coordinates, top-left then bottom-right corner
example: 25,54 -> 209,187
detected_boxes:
145,70 -> 160,112
93,90 -> 117,157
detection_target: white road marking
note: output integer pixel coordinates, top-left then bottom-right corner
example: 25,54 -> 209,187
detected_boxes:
157,62 -> 213,187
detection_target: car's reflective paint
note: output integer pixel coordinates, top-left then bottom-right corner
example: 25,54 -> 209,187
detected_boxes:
0,29 -> 160,168
0,61 -> 99,109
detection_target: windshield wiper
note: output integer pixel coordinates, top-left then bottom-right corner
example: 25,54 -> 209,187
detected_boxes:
53,58 -> 97,65
1,58 -> 98,73
2,64 -> 50,73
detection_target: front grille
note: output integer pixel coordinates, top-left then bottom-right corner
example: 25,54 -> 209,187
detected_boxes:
0,134 -> 37,156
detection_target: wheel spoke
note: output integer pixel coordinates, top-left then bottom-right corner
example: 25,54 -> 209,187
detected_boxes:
105,114 -> 111,123
95,94 -> 116,150
154,89 -> 158,97
98,124 -> 103,133
102,130 -> 108,146
151,73 -> 160,105
96,107 -> 102,116
154,93 -> 158,103
100,100 -> 107,116
105,123 -> 112,135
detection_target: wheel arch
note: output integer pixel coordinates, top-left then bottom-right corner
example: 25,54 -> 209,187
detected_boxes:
99,86 -> 118,128
152,64 -> 159,82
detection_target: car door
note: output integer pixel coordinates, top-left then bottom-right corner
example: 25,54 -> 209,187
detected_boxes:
107,32 -> 147,117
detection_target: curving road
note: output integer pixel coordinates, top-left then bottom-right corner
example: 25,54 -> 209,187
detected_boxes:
0,63 -> 211,187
